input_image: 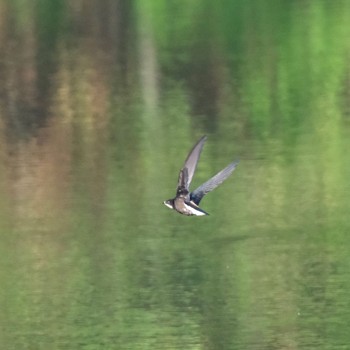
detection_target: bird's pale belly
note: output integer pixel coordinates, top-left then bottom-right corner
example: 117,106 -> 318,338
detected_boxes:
174,198 -> 207,216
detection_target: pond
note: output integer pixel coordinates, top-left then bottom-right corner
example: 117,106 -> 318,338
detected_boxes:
1,1 -> 350,349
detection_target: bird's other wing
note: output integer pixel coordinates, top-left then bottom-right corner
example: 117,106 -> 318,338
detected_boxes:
177,135 -> 207,190
177,167 -> 188,191
190,161 -> 238,205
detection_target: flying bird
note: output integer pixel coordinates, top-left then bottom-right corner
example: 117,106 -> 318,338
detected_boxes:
163,135 -> 238,216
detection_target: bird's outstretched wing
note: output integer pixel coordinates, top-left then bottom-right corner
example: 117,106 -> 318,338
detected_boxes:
177,135 -> 207,190
177,167 -> 188,192
190,161 -> 239,204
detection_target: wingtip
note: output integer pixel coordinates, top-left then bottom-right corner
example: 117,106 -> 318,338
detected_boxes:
225,160 -> 239,169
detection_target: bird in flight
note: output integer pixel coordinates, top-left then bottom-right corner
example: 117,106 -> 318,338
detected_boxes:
163,135 -> 238,216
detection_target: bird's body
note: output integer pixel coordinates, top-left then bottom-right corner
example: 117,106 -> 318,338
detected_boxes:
165,196 -> 208,216
163,135 -> 238,216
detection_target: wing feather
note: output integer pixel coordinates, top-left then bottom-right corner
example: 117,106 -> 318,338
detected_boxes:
190,161 -> 238,204
177,135 -> 207,190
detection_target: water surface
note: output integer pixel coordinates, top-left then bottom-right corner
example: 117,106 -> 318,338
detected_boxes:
1,1 -> 350,349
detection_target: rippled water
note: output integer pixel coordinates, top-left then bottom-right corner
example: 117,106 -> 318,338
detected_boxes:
1,1 -> 350,349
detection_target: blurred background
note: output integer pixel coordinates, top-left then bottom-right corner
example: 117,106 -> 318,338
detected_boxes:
1,1 -> 350,349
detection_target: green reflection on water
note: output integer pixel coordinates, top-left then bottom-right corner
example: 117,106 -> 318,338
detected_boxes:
0,0 -> 350,349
